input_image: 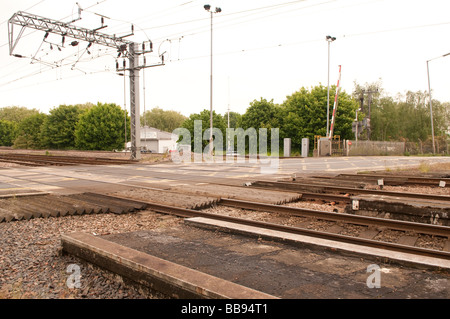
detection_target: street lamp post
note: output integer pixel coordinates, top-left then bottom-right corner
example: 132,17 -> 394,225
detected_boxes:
426,52 -> 450,154
326,35 -> 336,138
204,4 -> 221,156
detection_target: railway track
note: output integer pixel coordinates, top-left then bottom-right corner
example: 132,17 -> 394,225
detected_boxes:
1,187 -> 449,261
311,173 -> 450,188
248,180 -> 450,202
143,198 -> 449,259
0,153 -> 138,166
97,193 -> 450,261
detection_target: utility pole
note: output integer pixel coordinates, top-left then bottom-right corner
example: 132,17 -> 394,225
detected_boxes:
426,52 -> 450,154
8,11 -> 164,160
359,89 -> 378,140
204,4 -> 221,156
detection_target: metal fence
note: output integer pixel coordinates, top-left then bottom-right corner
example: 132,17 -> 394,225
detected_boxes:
405,136 -> 449,155
314,136 -> 449,157
344,140 -> 406,156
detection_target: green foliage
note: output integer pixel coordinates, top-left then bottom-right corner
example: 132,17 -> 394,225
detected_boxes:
40,104 -> 87,149
222,111 -> 242,129
280,85 -> 358,149
74,102 -> 130,151
13,113 -> 47,149
240,98 -> 281,130
237,98 -> 282,153
0,120 -> 17,146
360,85 -> 449,143
141,107 -> 186,132
181,109 -> 227,151
0,106 -> 39,123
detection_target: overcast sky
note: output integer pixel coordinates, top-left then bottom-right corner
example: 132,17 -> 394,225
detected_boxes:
1,0 -> 449,117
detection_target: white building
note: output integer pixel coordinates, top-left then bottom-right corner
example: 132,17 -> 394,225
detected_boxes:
126,126 -> 179,153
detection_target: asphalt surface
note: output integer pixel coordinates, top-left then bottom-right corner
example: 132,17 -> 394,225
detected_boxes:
1,156 -> 450,195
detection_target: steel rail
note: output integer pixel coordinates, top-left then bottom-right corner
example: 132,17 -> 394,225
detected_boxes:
250,181 -> 450,202
0,153 -> 136,163
339,173 -> 450,183
300,192 -> 351,203
219,198 -> 450,237
313,174 -> 450,187
0,158 -> 45,166
0,154 -> 137,166
0,156 -> 78,166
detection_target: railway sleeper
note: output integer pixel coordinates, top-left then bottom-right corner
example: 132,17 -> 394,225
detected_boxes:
20,197 -> 73,217
82,193 -> 145,212
19,200 -> 61,218
79,195 -> 135,213
50,195 -> 104,215
84,192 -> 148,210
13,200 -> 60,218
64,194 -> 111,214
7,202 -> 43,220
58,195 -> 109,214
0,207 -> 16,222
68,193 -> 133,214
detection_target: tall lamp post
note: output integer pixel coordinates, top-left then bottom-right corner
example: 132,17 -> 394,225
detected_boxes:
326,35 -> 336,138
426,52 -> 450,154
204,4 -> 221,156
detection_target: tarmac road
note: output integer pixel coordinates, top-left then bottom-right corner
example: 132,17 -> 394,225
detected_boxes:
0,156 -> 449,195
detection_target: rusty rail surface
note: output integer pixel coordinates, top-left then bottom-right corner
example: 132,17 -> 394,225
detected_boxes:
312,173 -> 450,188
249,180 -> 450,202
0,153 -> 137,166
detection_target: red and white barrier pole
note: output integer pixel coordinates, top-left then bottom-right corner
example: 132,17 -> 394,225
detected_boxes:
328,65 -> 342,139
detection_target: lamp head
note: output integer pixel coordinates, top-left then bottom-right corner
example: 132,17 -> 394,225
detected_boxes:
204,4 -> 211,11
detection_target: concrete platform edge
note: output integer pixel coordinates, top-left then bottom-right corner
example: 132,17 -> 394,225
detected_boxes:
61,232 -> 278,299
185,217 -> 450,271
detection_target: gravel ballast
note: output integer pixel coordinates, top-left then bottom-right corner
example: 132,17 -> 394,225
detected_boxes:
0,211 -> 180,299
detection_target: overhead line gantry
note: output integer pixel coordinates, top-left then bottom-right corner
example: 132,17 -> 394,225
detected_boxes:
8,10 -> 164,160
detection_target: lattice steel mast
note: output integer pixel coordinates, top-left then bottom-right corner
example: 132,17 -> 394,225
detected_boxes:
8,11 -> 164,160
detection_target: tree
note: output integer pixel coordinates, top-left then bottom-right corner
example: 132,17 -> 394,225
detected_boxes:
240,98 -> 281,130
180,109 -> 227,152
367,88 -> 448,144
0,106 -> 39,145
0,120 -> 16,146
141,107 -> 186,132
13,113 -> 47,149
74,102 -> 130,151
370,96 -> 399,141
0,106 -> 39,123
40,104 -> 87,149
222,111 -> 242,129
239,98 -> 282,154
280,85 -> 358,150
